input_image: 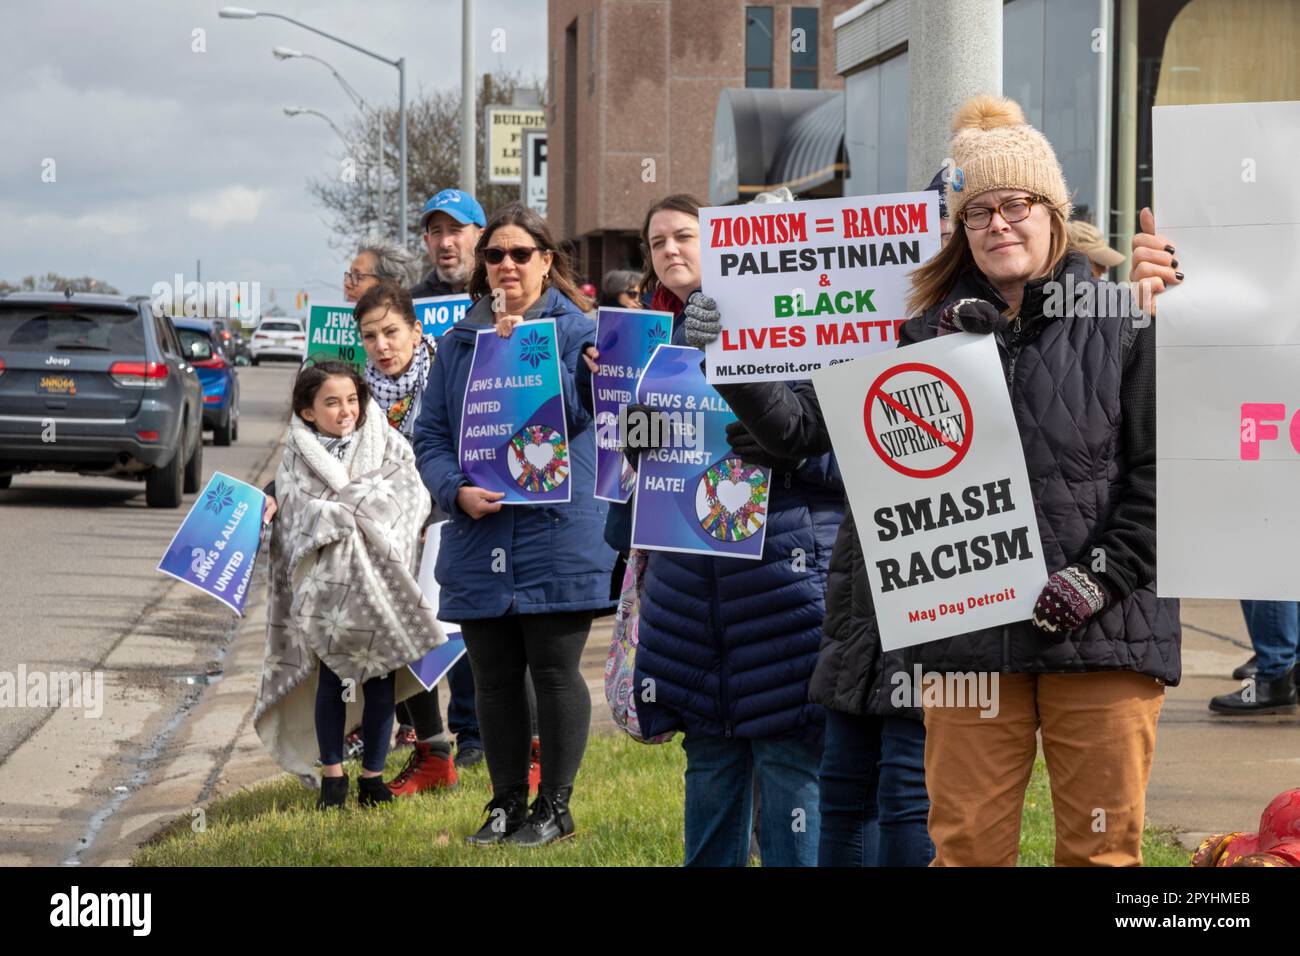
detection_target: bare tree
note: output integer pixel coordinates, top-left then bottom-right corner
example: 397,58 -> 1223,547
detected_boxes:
307,71 -> 542,254
0,273 -> 120,295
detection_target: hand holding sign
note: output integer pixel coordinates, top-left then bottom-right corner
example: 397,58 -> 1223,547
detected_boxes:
1130,207 -> 1182,316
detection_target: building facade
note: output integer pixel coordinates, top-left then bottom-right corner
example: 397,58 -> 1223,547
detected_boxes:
546,0 -> 857,283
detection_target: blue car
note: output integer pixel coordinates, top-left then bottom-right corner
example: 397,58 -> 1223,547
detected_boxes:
172,318 -> 239,446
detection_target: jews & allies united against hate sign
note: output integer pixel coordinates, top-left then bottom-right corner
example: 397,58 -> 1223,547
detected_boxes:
811,333 -> 1046,650
702,191 -> 940,384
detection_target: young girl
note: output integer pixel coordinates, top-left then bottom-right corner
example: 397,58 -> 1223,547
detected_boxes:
254,361 -> 447,808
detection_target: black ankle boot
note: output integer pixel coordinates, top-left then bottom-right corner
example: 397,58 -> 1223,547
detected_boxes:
465,785 -> 530,846
317,774 -> 349,810
1210,666 -> 1298,714
505,786 -> 575,847
357,774 -> 394,807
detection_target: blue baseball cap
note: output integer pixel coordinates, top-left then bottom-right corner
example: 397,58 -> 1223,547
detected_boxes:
419,189 -> 486,230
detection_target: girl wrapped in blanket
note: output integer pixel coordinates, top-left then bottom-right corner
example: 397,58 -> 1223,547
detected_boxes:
254,360 -> 446,808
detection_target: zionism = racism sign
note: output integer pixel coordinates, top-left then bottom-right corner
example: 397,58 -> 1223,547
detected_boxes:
701,191 -> 941,384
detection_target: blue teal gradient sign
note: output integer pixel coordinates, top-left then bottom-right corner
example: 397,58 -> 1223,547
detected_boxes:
629,345 -> 771,560
592,307 -> 672,502
157,472 -> 266,614
458,319 -> 570,504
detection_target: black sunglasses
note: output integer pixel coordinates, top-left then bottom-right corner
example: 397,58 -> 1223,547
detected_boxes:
483,246 -> 539,266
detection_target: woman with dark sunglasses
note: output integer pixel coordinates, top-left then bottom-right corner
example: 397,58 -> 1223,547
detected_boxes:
412,203 -> 615,847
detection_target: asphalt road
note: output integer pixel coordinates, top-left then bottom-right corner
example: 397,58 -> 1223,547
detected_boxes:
0,363 -> 295,863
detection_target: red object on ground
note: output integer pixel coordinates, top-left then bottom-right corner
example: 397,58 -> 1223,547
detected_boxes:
528,737 -> 541,796
1191,788 -> 1300,867
386,742 -> 458,797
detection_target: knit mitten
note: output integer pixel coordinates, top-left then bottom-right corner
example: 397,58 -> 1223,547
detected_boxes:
1031,565 -> 1108,634
937,297 -> 1008,336
683,292 -> 722,349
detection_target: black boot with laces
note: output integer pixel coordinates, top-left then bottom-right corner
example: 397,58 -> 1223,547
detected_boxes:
465,785 -> 530,846
505,786 -> 575,847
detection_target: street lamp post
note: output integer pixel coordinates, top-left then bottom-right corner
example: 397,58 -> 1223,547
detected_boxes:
220,6 -> 408,246
274,46 -> 386,238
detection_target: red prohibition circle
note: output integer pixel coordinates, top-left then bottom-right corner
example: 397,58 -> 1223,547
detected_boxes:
863,361 -> 973,478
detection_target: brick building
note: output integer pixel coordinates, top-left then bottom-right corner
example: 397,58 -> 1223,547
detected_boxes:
546,0 -> 857,284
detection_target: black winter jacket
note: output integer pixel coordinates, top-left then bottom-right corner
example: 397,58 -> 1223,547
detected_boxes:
721,251 -> 1178,720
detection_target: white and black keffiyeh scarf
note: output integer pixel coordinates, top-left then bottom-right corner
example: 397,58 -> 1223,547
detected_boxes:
365,336 -> 437,441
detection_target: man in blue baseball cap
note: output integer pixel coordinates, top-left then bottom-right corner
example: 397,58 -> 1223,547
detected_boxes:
410,188 -> 488,299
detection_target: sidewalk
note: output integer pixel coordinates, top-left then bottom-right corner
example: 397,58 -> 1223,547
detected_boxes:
1145,598 -> 1300,851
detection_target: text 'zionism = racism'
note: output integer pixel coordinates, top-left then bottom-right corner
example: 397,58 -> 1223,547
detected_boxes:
873,479 -> 1035,593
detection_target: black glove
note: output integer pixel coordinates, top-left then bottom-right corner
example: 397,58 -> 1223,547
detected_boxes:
725,419 -> 800,470
937,297 -> 1009,336
621,402 -> 669,470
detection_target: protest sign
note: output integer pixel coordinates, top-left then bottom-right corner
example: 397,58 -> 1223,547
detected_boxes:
413,293 -> 472,339
157,472 -> 265,615
305,301 -> 363,369
630,344 -> 770,559
410,522 -> 464,690
458,319 -> 570,504
812,333 -> 1046,650
592,307 -> 673,502
701,191 -> 940,385
1153,100 -> 1300,598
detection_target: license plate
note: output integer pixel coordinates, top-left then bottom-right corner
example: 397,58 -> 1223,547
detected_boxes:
38,374 -> 77,396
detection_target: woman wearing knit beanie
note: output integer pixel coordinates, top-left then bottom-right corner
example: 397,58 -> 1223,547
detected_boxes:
708,93 -> 1179,866
901,94 -> 1178,866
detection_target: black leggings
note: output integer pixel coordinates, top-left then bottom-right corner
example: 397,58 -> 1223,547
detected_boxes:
316,664 -> 394,774
460,611 -> 593,792
396,686 -> 444,738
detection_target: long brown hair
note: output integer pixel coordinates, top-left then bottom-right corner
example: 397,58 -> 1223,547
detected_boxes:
906,197 -> 1071,317
468,203 -> 592,312
638,193 -> 704,299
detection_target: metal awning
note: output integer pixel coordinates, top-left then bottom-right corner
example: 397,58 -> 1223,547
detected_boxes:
709,88 -> 846,205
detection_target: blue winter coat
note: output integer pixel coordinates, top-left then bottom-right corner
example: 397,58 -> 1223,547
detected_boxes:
412,289 -> 616,622
631,317 -> 843,744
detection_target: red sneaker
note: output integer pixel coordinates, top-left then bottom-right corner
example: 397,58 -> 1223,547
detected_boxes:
527,737 -> 541,796
386,742 -> 458,797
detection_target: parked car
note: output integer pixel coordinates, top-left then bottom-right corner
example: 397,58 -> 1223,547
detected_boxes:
250,317 -> 307,364
0,292 -> 204,507
172,317 -> 239,446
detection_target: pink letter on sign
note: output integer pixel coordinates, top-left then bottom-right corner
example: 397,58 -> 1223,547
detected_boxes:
1240,403 -> 1285,460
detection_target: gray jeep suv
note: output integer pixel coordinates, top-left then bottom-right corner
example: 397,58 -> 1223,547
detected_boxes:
0,292 -> 204,507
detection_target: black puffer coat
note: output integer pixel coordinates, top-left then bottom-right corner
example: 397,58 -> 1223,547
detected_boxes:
721,251 -> 1178,721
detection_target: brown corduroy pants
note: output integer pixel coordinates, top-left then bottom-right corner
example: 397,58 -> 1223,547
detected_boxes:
923,670 -> 1165,867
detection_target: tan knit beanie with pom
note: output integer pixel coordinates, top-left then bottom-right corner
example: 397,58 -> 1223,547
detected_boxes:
946,94 -> 1071,223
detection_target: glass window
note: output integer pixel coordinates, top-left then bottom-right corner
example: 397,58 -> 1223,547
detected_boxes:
746,6 -> 774,88
1003,0 -> 1099,223
177,329 -> 214,361
0,308 -> 145,353
843,51 -> 909,196
791,7 -> 819,89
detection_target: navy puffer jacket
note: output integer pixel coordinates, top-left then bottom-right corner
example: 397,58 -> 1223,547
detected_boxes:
631,315 -> 843,744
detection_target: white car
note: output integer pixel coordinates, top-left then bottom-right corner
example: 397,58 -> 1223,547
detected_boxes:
250,318 -> 307,364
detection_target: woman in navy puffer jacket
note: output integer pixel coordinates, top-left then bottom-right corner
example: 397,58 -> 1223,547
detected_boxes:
582,194 -> 842,867
414,204 -> 615,849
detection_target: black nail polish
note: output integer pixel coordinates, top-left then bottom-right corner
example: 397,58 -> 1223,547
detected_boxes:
1174,271 -> 1185,280
1171,258 -> 1179,269
1164,245 -> 1176,254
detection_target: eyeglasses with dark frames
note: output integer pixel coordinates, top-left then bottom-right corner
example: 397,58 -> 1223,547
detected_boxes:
959,195 -> 1045,230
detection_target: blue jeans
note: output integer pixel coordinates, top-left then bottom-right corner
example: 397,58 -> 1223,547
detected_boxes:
817,709 -> 933,867
682,733 -> 822,867
447,655 -> 481,749
1241,600 -> 1300,680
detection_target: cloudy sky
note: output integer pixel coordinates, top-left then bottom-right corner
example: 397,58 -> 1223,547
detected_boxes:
2,0 -> 546,311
